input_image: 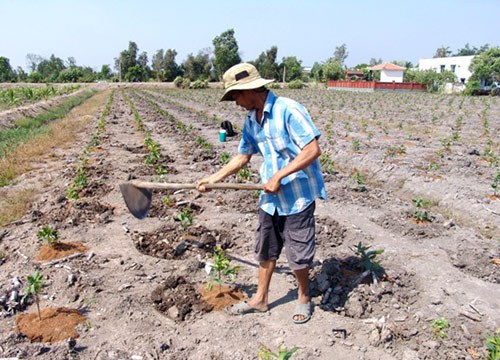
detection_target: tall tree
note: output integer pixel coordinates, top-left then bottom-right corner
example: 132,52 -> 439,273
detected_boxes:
26,53 -> 43,73
254,46 -> 278,80
151,49 -> 165,81
212,29 -> 241,80
434,46 -> 452,58
323,59 -> 345,81
0,57 -> 15,82
454,43 -> 490,56
114,41 -> 139,81
164,49 -> 181,81
333,44 -> 348,66
279,56 -> 303,82
99,64 -> 112,80
468,47 -> 500,83
369,58 -> 383,66
182,50 -> 211,81
37,54 -> 65,82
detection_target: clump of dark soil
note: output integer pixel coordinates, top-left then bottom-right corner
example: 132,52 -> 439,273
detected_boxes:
151,276 -> 213,321
40,199 -> 115,227
132,224 -> 234,260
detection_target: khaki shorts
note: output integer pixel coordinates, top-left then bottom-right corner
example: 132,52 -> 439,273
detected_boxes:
254,202 -> 316,270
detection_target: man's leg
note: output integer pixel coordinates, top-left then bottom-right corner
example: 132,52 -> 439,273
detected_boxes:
247,259 -> 276,311
293,267 -> 310,322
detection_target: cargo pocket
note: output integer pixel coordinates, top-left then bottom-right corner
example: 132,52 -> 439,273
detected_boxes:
286,226 -> 315,267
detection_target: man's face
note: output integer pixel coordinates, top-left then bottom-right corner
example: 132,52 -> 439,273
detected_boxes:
232,90 -> 253,110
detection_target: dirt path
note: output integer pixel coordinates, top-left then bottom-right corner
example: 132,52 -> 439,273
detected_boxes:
0,86 -> 498,360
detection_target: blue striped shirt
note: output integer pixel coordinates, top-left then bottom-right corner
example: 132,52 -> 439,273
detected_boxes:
238,91 -> 327,215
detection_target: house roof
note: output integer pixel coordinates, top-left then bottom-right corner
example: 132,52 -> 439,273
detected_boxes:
369,63 -> 406,71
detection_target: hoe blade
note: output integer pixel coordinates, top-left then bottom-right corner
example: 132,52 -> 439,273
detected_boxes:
119,183 -> 152,220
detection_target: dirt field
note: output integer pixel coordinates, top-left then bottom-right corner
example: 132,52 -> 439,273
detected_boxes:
0,85 -> 499,360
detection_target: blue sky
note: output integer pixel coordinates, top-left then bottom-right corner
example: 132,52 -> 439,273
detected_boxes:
1,0 -> 498,71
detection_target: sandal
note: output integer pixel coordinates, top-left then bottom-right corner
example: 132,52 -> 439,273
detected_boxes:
292,303 -> 311,324
225,301 -> 268,316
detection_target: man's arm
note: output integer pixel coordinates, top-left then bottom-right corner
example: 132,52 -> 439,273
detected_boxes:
264,138 -> 321,194
197,153 -> 252,192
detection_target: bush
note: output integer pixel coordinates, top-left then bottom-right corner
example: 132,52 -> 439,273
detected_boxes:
287,79 -> 305,89
173,76 -> 185,88
191,79 -> 208,89
267,82 -> 281,89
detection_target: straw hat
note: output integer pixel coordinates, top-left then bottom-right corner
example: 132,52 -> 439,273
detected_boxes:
220,63 -> 275,101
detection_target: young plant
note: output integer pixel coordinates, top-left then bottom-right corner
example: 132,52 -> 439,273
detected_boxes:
174,208 -> 193,228
492,172 -> 500,196
351,241 -> 385,283
257,343 -> 299,360
351,169 -> 367,192
411,196 -> 434,222
36,226 -> 60,246
205,246 -> 240,295
219,151 -> 230,166
22,271 -> 44,320
319,152 -> 335,175
485,332 -> 500,360
238,166 -> 253,181
431,317 -> 450,339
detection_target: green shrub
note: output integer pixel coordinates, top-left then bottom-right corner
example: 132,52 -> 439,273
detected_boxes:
287,79 -> 304,89
267,82 -> 281,89
191,79 -> 208,89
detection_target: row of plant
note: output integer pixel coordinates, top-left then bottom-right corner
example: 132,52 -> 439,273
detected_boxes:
0,84 -> 81,109
66,90 -> 114,200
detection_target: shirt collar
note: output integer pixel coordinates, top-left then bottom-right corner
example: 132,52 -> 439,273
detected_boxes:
263,90 -> 277,115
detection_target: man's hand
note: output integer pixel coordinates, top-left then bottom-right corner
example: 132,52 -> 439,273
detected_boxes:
264,174 -> 281,194
196,178 -> 213,192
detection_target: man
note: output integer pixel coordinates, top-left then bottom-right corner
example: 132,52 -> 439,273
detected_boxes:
197,63 -> 326,324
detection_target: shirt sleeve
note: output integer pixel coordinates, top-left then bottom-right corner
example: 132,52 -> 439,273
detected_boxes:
238,119 -> 258,155
286,104 -> 321,149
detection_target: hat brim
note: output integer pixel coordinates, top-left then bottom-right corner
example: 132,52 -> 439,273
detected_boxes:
220,78 -> 275,101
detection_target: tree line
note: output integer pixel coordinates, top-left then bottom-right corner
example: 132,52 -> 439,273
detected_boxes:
0,29 -> 498,92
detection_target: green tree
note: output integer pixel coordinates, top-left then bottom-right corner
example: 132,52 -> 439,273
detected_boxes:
434,46 -> 452,58
454,43 -> 490,56
310,62 -> 324,82
182,50 -> 211,81
369,58 -> 383,66
114,41 -> 139,82
151,49 -> 165,81
469,47 -> 500,83
37,54 -> 65,82
212,28 -> 241,80
253,46 -> 279,80
15,66 -> 28,82
164,49 -> 181,81
279,56 -> 303,82
323,59 -> 345,81
404,69 -> 457,92
26,53 -> 43,73
0,57 -> 15,82
333,43 -> 348,65
99,64 -> 112,80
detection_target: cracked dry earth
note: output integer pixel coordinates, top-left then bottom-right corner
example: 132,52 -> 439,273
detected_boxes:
0,85 -> 499,360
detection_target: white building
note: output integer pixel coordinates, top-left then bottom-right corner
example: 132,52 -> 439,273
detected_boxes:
368,63 -> 406,83
418,55 -> 474,83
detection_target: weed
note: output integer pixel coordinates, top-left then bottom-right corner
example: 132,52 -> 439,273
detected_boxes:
205,246 -> 240,294
352,138 -> 361,152
37,226 -> 60,246
175,208 -> 193,228
219,151 -> 230,165
257,343 -> 299,360
22,271 -> 44,320
195,136 -> 212,151
352,169 -> 365,186
485,332 -> 500,360
431,317 -> 450,339
155,165 -> 168,175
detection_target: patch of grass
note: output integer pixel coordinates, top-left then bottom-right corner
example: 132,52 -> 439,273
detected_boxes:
0,90 -> 105,187
0,188 -> 35,226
